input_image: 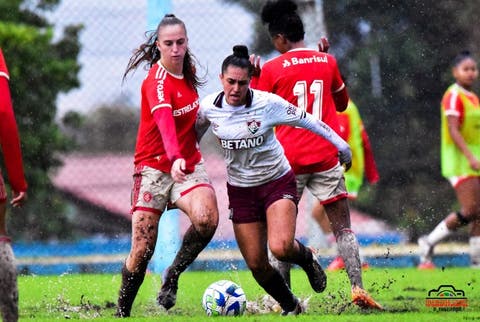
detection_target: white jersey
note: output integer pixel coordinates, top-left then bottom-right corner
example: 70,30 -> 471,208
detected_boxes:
197,88 -> 347,187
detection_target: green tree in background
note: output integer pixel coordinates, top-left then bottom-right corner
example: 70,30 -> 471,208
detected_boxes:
61,105 -> 139,153
323,1 -> 480,238
0,0 -> 81,240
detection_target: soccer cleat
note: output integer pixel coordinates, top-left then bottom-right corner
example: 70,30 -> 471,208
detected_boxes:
351,285 -> 383,310
418,260 -> 436,270
304,251 -> 327,293
418,236 -> 434,265
157,267 -> 178,310
281,298 -> 305,316
327,256 -> 370,271
327,256 -> 345,271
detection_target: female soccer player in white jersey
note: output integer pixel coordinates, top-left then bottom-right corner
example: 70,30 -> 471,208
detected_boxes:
196,45 -> 351,315
251,0 -> 382,310
115,14 -> 219,317
418,51 -> 480,269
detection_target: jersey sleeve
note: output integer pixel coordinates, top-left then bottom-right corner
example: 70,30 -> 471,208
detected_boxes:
0,49 -> 9,80
0,50 -> 28,192
330,55 -> 344,93
145,76 -> 172,112
145,76 -> 181,162
361,126 -> 380,183
442,91 -> 462,118
195,98 -> 212,142
330,55 -> 349,111
263,93 -> 303,127
265,93 -> 348,151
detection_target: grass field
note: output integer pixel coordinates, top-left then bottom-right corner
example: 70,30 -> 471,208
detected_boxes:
18,266 -> 479,321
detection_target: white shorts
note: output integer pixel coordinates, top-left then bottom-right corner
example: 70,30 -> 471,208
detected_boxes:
130,160 -> 212,214
296,163 -> 348,204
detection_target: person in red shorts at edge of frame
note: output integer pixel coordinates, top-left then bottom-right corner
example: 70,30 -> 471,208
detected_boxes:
0,48 -> 28,322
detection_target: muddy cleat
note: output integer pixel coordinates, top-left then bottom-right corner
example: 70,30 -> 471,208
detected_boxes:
157,283 -> 177,310
418,260 -> 436,270
157,267 -> 178,310
304,252 -> 327,293
281,298 -> 305,316
418,236 -> 434,265
351,286 -> 383,310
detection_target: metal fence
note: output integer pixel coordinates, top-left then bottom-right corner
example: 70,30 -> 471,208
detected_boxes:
47,0 -> 331,248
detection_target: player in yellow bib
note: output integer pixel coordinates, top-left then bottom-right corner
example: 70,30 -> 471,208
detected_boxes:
418,51 -> 480,269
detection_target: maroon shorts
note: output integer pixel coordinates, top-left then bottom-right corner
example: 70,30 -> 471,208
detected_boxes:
227,170 -> 298,224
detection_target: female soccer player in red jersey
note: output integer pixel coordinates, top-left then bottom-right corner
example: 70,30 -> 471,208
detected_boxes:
115,14 -> 219,317
252,0 -> 382,310
0,48 -> 28,322
418,51 -> 480,269
197,45 -> 351,315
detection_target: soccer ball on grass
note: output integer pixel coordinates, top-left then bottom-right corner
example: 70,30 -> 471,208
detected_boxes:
202,280 -> 247,316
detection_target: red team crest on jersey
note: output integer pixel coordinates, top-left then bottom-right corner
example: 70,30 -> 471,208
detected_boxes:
143,191 -> 153,203
247,120 -> 261,134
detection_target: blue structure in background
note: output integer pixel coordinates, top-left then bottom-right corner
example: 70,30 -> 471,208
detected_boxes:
144,0 -> 181,275
12,231 -> 472,275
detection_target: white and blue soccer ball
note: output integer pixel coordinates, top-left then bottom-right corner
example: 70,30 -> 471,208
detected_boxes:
202,280 -> 247,316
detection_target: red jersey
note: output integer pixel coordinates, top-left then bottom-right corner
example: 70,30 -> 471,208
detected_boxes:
0,49 -> 28,193
255,48 -> 345,173
134,62 -> 201,173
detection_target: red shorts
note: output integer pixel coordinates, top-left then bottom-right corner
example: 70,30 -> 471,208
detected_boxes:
227,170 -> 298,224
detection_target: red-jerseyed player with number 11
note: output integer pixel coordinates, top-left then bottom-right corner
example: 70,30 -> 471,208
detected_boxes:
252,0 -> 382,310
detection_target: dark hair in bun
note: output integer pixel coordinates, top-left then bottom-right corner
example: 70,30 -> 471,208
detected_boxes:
261,0 -> 304,42
452,50 -> 474,67
221,45 -> 254,77
233,45 -> 249,60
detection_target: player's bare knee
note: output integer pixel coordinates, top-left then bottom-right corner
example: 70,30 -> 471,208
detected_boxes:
193,212 -> 218,238
249,260 -> 270,277
269,243 -> 291,262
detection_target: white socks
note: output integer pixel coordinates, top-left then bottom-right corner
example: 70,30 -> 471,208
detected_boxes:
426,220 -> 452,246
470,236 -> 480,268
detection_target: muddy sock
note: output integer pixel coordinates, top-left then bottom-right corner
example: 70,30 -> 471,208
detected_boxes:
116,263 -> 146,317
166,225 -> 213,279
291,239 -> 313,269
336,229 -> 363,288
268,249 -> 292,288
0,241 -> 18,322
